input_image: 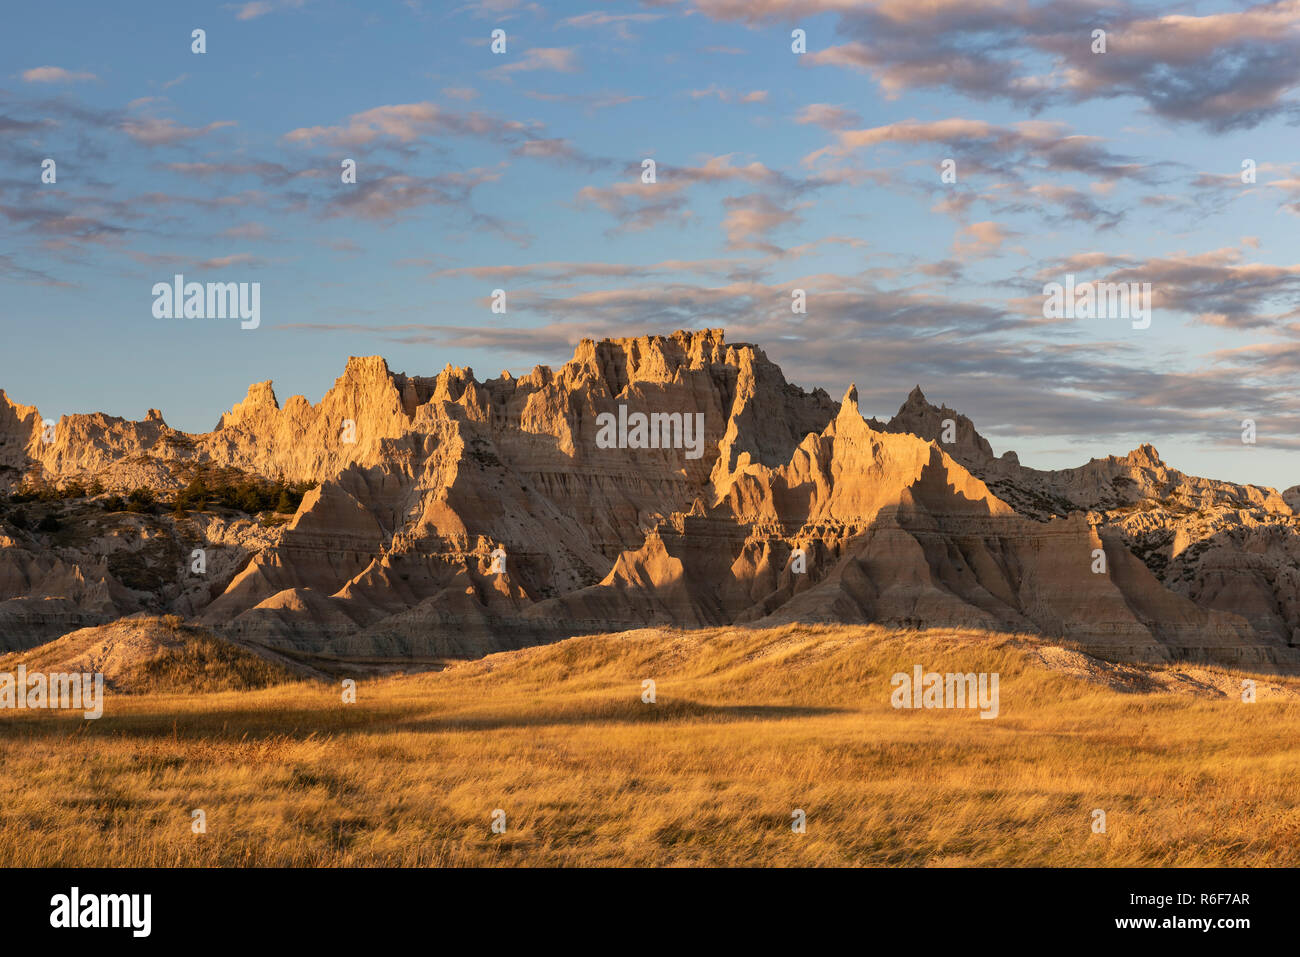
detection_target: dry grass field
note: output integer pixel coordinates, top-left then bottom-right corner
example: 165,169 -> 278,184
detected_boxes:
1,624 -> 1298,867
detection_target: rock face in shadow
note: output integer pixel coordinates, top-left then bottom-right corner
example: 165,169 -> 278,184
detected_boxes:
2,329 -> 1297,669
881,386 -> 1300,658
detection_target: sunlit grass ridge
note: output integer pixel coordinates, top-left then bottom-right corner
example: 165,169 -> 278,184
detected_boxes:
1,625 -> 1296,866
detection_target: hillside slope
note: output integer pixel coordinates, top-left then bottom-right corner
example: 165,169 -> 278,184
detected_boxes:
2,624 -> 1297,867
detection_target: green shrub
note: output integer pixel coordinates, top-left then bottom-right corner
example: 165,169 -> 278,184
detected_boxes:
59,481 -> 86,500
172,465 -> 315,517
126,488 -> 156,514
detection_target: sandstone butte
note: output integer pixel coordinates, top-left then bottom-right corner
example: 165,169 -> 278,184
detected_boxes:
1,329 -> 1298,669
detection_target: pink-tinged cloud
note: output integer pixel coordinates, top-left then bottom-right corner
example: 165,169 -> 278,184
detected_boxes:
559,11 -> 664,38
1036,247 -> 1300,329
234,0 -> 307,19
695,0 -> 1300,131
121,117 -> 236,146
794,103 -> 862,130
196,252 -> 262,269
721,193 -> 805,252
690,86 -> 768,103
21,66 -> 98,83
283,102 -> 528,148
952,220 -> 1014,259
804,117 -> 1147,186
493,47 -> 579,75
219,223 -> 271,240
236,2 -> 273,19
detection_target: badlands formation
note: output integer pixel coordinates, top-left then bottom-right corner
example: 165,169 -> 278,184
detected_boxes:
1,329 -> 1298,669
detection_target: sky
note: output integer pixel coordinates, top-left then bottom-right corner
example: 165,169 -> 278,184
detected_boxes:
1,0 -> 1298,490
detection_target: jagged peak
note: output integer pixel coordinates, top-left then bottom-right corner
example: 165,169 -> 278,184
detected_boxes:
433,364 -> 477,404
589,328 -> 728,351
0,388 -> 40,419
244,380 -> 279,408
573,328 -> 749,373
1283,486 -> 1300,511
832,382 -> 877,440
342,355 -> 391,375
884,384 -> 998,466
215,379 -> 279,430
438,362 -> 475,380
1124,443 -> 1164,468
897,384 -> 946,417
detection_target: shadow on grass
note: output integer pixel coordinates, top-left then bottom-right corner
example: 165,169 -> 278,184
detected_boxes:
392,700 -> 845,734
0,700 -> 845,742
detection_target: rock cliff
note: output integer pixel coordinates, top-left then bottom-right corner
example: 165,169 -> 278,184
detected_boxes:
2,330 -> 1296,669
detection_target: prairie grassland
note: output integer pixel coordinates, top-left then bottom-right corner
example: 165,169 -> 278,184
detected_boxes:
1,625 -> 1297,867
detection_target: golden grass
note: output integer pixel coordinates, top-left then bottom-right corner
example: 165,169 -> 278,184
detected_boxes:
1,624 -> 1297,866
124,632 -> 300,694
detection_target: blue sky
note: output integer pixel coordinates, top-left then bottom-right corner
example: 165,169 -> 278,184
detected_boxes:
2,0 -> 1299,489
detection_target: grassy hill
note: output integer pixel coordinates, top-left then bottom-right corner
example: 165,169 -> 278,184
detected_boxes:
0,615 -> 307,693
0,624 -> 1296,866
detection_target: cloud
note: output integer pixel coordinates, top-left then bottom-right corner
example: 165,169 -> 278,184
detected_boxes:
281,99 -> 611,171
978,182 -> 1123,229
219,222 -> 271,240
492,47 -> 579,75
424,239 -> 867,286
0,253 -> 73,287
952,220 -> 1014,259
283,101 -> 531,150
0,112 -> 47,135
721,193 -> 805,252
427,256 -> 750,283
576,179 -> 692,233
574,154 -> 809,235
235,1 -> 273,18
232,0 -> 307,19
0,202 -> 128,246
458,0 -> 544,20
283,101 -> 533,153
804,118 -> 1150,189
558,11 -> 664,38
510,137 -> 608,170
195,252 -> 264,269
21,66 -> 98,84
1212,341 -> 1300,379
324,166 -> 504,221
120,116 -> 236,146
159,160 -> 323,185
794,103 -> 862,130
695,0 -> 1300,131
521,90 -> 643,111
1033,247 -> 1300,329
689,86 -> 768,103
